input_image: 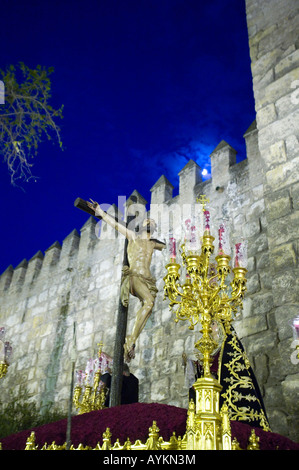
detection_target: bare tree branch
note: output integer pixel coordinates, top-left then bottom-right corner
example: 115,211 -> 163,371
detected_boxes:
0,62 -> 64,186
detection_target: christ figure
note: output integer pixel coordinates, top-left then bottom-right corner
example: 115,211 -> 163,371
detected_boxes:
87,200 -> 165,361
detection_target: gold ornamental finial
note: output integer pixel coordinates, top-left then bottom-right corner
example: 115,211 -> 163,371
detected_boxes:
97,341 -> 103,357
196,194 -> 210,211
247,429 -> 260,450
73,340 -> 108,415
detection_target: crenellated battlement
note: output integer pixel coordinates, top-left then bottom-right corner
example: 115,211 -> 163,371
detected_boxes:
150,120 -> 259,205
0,219 -> 97,296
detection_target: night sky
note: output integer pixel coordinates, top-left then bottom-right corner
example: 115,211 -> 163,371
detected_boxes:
0,0 -> 255,275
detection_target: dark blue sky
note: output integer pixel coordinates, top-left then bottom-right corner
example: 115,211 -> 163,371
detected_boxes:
0,0 -> 255,274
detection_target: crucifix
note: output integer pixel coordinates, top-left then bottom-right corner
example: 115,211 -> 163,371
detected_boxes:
74,195 -> 165,406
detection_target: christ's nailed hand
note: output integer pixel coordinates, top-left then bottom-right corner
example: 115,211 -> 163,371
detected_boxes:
87,199 -> 99,212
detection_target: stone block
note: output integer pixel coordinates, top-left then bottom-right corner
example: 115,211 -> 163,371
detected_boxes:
275,88 -> 299,119
265,188 -> 291,221
291,181 -> 299,210
256,251 -> 270,270
247,256 -> 256,272
142,348 -> 155,363
259,115 -> 299,161
245,198 -> 265,221
267,211 -> 299,246
255,67 -> 299,111
282,373 -> 299,415
246,273 -> 261,294
275,48 -> 299,79
272,270 -> 299,306
246,330 -> 278,356
253,68 -> 275,100
170,338 -> 184,357
286,134 -> 299,160
76,334 -> 94,352
249,23 -> 278,49
266,190 -> 292,221
264,384 -> 285,411
27,295 -> 37,308
259,270 -> 272,291
234,313 -> 268,339
251,49 -> 279,77
242,297 -> 253,318
251,292 -> 274,315
256,103 -> 277,129
155,344 -> 168,362
264,140 -> 288,170
271,243 -> 297,271
247,232 -> 268,257
160,305 -> 172,324
252,352 -> 270,388
151,377 -> 170,402
274,304 -> 299,341
267,409 -> 289,438
251,183 -> 264,201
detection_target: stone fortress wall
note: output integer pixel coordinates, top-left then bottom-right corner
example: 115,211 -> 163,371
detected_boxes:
0,0 -> 298,442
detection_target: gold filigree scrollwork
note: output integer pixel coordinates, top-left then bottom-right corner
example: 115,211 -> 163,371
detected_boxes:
220,333 -> 270,431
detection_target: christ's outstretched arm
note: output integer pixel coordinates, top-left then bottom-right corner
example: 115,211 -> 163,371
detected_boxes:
87,200 -> 136,240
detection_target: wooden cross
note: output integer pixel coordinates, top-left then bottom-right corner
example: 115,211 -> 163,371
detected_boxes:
74,196 -> 136,407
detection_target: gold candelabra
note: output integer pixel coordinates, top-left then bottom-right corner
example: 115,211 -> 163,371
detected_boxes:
164,211 -> 247,450
0,327 -> 12,379
0,362 -> 8,379
73,342 -> 108,414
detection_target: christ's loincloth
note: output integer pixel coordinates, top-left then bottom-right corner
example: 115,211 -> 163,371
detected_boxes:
120,266 -> 158,307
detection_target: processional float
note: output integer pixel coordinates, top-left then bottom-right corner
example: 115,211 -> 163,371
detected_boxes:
22,196 -> 263,451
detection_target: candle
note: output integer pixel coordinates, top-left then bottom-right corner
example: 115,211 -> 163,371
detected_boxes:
0,327 -> 5,342
204,210 -> 210,233
190,225 -> 197,250
218,224 -> 225,254
85,358 -> 94,385
234,243 -> 241,267
93,356 -> 100,371
75,370 -> 84,387
184,219 -> 200,252
4,341 -> 12,364
184,219 -> 191,232
234,241 -> 248,268
218,222 -> 230,255
292,317 -> 299,340
0,341 -> 4,363
169,236 -> 176,262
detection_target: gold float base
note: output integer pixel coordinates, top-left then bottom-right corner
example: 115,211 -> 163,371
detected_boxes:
186,376 -> 231,450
